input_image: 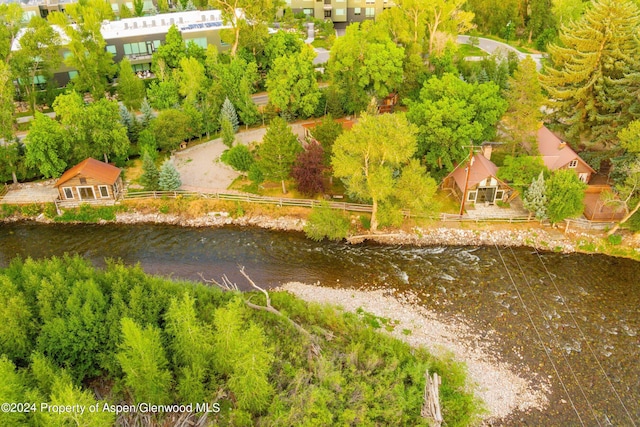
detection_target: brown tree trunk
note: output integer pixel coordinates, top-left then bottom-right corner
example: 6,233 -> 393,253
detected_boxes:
231,25 -> 240,57
103,152 -> 109,163
281,179 -> 287,194
370,198 -> 378,233
11,170 -> 17,184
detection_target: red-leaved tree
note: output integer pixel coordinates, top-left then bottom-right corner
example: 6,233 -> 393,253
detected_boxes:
292,141 -> 325,196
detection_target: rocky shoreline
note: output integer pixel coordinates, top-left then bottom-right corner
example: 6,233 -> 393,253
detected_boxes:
278,282 -> 550,423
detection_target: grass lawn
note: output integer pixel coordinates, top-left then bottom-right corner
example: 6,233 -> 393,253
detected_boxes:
457,43 -> 488,57
311,38 -> 328,49
434,190 -> 461,214
476,34 -> 538,54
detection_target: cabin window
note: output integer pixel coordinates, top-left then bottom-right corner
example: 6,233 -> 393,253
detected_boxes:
496,190 -> 504,200
79,177 -> 87,184
467,191 -> 476,202
99,185 -> 109,198
568,160 -> 578,168
63,187 -> 74,199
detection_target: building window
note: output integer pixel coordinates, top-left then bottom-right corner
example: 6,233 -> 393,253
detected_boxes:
99,185 -> 109,198
63,187 -> 74,199
467,191 -> 476,202
185,37 -> 207,49
496,190 -> 504,200
106,45 -> 117,55
324,10 -> 332,17
63,51 -> 72,59
335,8 -> 345,16
303,8 -> 313,16
79,178 -> 87,184
365,0 -> 375,3
123,42 -> 152,56
68,71 -> 78,80
354,7 -> 361,15
568,159 -> 578,168
365,7 -> 375,17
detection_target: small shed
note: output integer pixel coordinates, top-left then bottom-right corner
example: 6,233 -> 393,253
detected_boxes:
582,186 -> 626,222
443,153 -> 513,206
54,158 -> 123,202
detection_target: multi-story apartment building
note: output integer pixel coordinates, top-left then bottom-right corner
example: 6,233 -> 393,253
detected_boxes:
11,10 -> 232,86
286,0 -> 394,25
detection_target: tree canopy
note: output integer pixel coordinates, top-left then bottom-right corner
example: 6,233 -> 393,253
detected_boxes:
540,0 -> 640,148
332,113 -> 437,232
255,117 -> 302,194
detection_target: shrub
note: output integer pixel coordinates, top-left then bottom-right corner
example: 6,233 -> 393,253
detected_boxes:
221,145 -> 254,173
304,202 -> 350,241
607,234 -> 622,246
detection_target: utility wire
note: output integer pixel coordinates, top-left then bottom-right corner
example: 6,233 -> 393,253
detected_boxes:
508,247 -> 602,426
533,248 -> 638,427
492,240 -> 586,427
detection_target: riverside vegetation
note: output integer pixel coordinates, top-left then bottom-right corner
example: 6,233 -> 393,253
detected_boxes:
0,255 -> 483,426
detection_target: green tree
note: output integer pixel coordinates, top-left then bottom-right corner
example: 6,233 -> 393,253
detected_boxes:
119,3 -> 133,18
523,171 -> 547,219
0,276 -> 34,362
423,0 -> 475,57
0,3 -> 24,63
221,144 -> 254,172
540,0 -> 640,147
263,30 -> 304,72
24,113 -> 68,178
10,17 -> 61,114
147,79 -> 181,110
211,58 -> 260,126
255,117 -> 302,193
139,152 -> 160,190
208,0 -> 282,57
552,0 -> 588,25
500,57 -> 544,154
466,0 -> 520,36
152,109 -> 192,151
221,117 -> 235,148
332,113 -> 436,232
0,356 -> 29,426
117,317 -> 172,404
618,120 -> 640,153
140,98 -> 155,128
310,115 -> 343,168
165,293 -> 213,403
328,21 -> 404,114
406,73 -> 507,173
0,61 -> 13,144
152,25 -> 186,70
45,374 -> 115,426
304,201 -> 350,242
176,56 -> 206,105
545,169 -> 587,224
497,155 -> 547,192
604,159 -> 640,236
212,298 -> 274,413
158,160 -> 182,190
49,0 -> 116,99
133,0 -> 145,16
266,46 -> 321,119
117,57 -> 146,111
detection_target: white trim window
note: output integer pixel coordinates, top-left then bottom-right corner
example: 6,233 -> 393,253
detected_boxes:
63,187 -> 74,199
77,186 -> 96,200
99,185 -> 110,198
568,159 -> 578,168
467,191 -> 477,202
496,190 -> 504,200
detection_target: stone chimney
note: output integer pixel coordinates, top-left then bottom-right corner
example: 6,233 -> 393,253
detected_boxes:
481,144 -> 492,161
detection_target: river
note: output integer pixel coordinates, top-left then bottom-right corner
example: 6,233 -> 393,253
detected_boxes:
1,222 -> 638,426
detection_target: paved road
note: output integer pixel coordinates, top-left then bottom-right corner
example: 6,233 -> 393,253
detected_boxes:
457,35 -> 545,70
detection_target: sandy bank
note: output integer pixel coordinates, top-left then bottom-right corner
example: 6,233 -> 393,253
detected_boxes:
278,282 -> 550,423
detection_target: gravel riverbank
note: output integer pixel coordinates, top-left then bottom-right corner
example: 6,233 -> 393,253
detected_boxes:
278,282 -> 550,423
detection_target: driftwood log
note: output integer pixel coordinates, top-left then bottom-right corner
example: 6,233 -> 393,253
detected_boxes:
421,370 -> 443,427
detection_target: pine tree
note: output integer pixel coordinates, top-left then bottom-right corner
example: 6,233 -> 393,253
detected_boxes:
500,57 -> 544,154
140,152 -> 160,190
140,98 -> 155,129
220,97 -> 239,133
158,160 -> 182,191
255,117 -> 302,194
523,171 -> 547,220
540,0 -> 640,147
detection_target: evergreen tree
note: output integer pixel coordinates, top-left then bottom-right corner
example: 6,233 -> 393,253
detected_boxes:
139,152 -> 160,190
523,171 -> 547,220
255,117 -> 302,194
220,97 -> 239,133
220,144 -> 254,173
117,318 -> 172,404
140,98 -> 155,129
500,57 -> 544,154
540,0 -> 640,147
545,169 -> 587,224
310,114 -> 343,168
158,160 -> 182,191
221,117 -> 235,148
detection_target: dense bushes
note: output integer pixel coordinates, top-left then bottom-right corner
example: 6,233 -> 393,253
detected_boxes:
0,256 -> 482,426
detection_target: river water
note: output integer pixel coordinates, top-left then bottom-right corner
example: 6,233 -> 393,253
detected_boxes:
1,222 -> 638,426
